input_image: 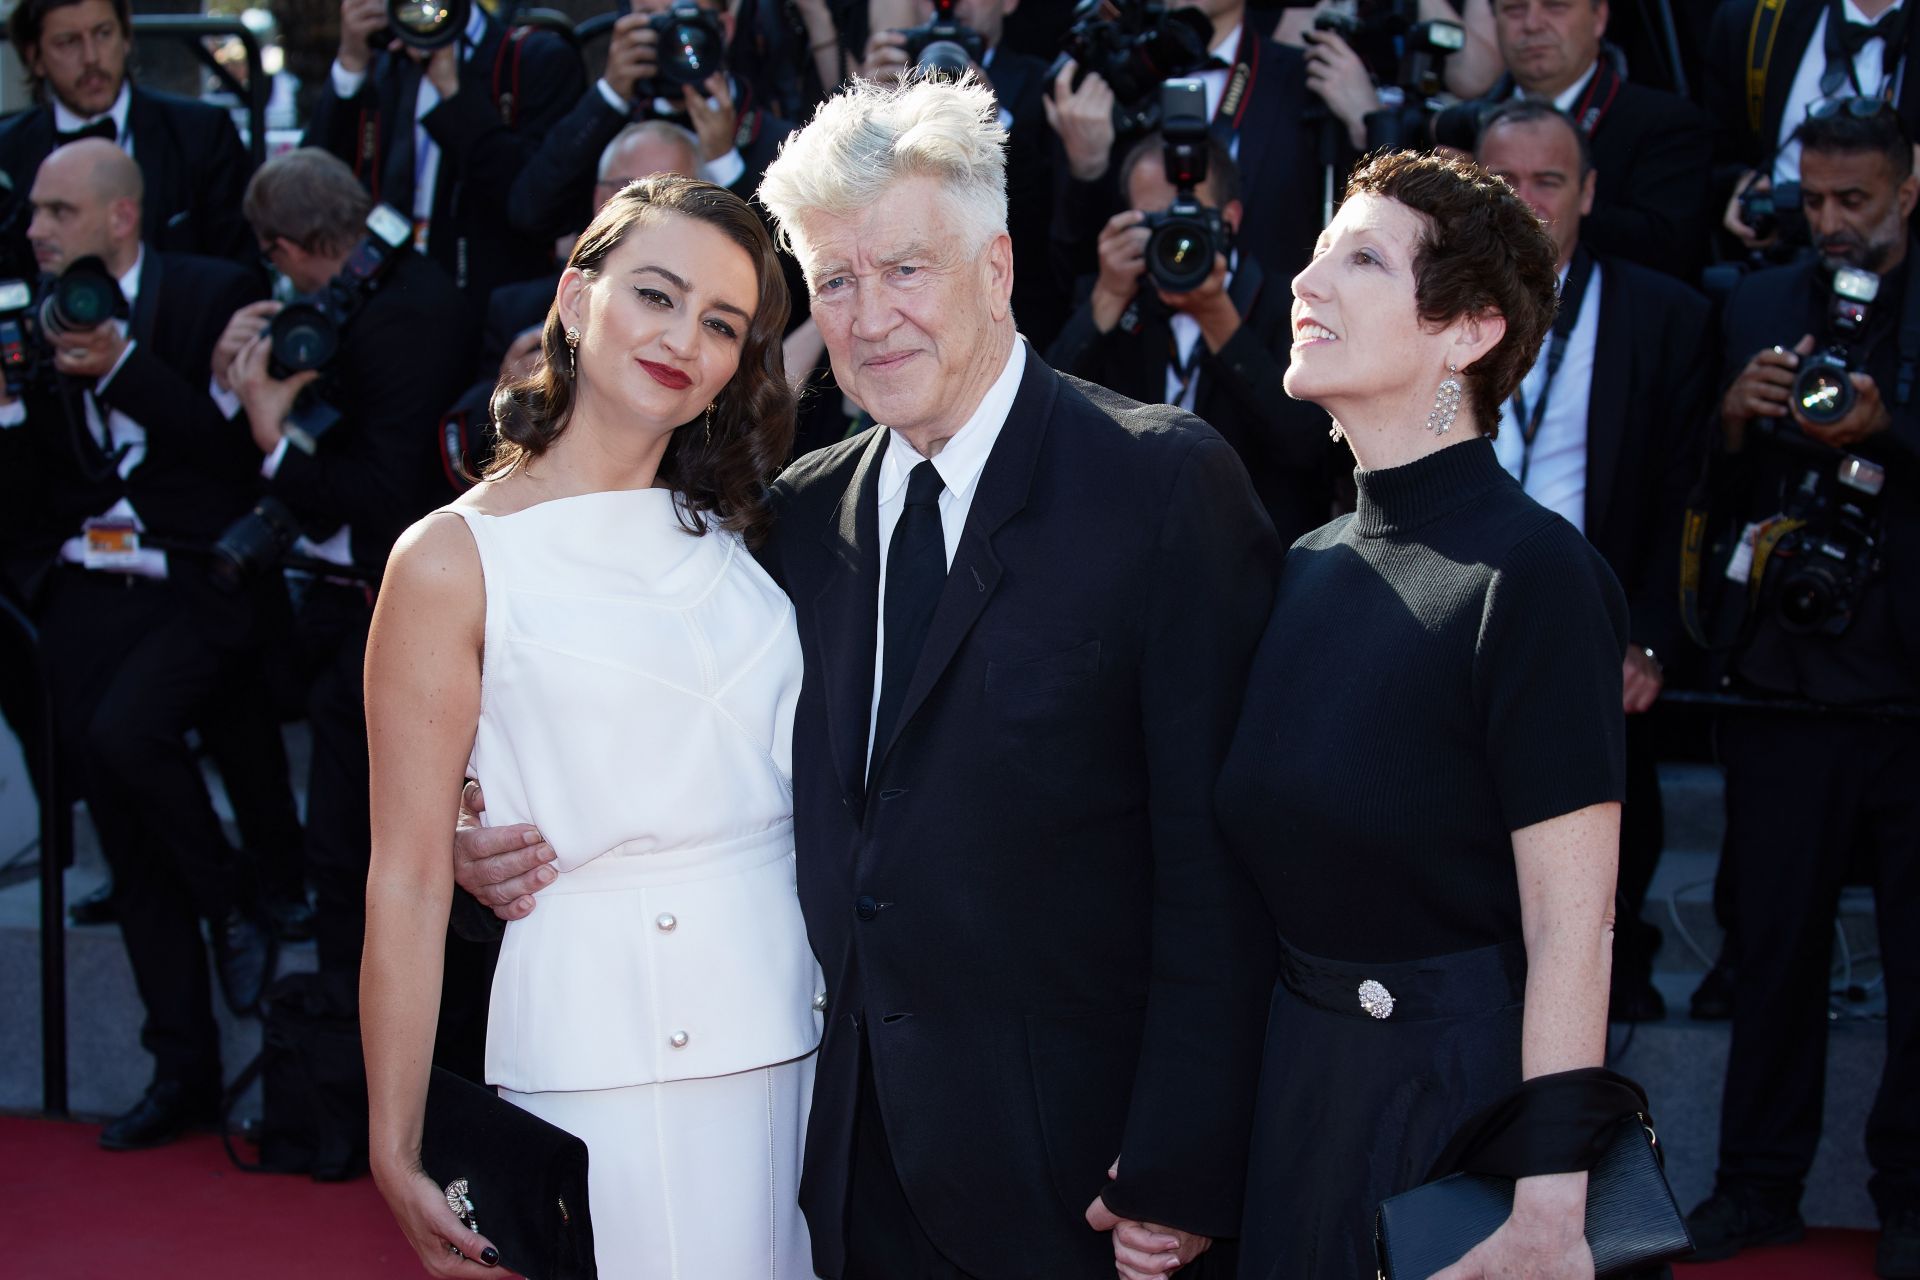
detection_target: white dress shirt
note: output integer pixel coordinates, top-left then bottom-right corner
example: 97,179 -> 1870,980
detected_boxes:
866,336 -> 1027,768
52,80 -> 133,159
1774,0 -> 1907,184
331,5 -> 491,244
1493,256 -> 1600,533
1165,256 -> 1237,411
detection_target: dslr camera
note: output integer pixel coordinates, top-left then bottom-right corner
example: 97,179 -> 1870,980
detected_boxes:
382,0 -> 470,50
1140,79 -> 1227,293
1752,447 -> 1887,637
1314,0 -> 1462,150
1792,264 -> 1877,426
1053,0 -> 1215,135
634,1 -> 728,100
1738,178 -> 1805,245
899,0 -> 986,80
0,255 -> 130,398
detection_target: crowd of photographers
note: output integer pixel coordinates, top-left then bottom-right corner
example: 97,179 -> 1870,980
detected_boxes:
1,0 -> 1916,1268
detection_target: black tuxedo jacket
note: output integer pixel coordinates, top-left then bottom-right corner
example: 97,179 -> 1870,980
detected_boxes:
1054,35 -> 1323,301
504,81 -> 793,246
1580,251 -> 1715,664
0,86 -> 253,264
0,251 -> 265,623
264,251 -> 474,574
1044,255 -> 1340,544
758,348 -> 1280,1278
988,47 -> 1068,348
1707,0 -> 1920,189
303,14 -> 584,304
1436,73 -> 1713,281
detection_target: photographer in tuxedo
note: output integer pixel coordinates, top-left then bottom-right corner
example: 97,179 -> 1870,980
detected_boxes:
454,75 -> 1279,1278
1047,125 -> 1338,545
0,0 -> 254,264
304,0 -> 582,307
220,149 -> 473,976
0,139 -> 274,1151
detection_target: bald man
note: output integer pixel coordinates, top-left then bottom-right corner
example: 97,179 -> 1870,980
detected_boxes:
0,137 -> 278,1152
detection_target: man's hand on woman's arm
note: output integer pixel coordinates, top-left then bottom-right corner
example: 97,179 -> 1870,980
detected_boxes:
452,781 -> 557,921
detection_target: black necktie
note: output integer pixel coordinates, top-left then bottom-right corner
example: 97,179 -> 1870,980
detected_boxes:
874,460 -> 946,757
1822,0 -> 1908,97
54,118 -> 115,148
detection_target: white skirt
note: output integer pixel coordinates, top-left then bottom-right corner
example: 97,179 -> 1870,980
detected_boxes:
500,1051 -> 817,1280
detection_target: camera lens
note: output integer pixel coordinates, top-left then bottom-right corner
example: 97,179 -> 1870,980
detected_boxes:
211,498 -> 302,592
1777,563 -> 1839,634
1147,218 -> 1215,293
915,39 -> 973,81
40,258 -> 123,335
269,303 -> 340,375
1793,357 -> 1857,424
654,7 -> 724,86
387,0 -> 466,49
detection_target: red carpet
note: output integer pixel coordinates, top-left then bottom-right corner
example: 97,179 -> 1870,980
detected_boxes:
0,1114 -> 1886,1278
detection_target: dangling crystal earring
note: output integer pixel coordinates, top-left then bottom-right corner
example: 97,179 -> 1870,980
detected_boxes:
1328,419 -> 1345,444
704,403 -> 715,445
564,326 -> 581,380
1427,363 -> 1462,436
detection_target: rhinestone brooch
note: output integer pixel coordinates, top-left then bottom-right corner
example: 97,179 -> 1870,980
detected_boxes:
1358,979 -> 1396,1020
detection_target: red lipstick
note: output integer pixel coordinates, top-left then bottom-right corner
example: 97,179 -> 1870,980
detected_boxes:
640,359 -> 692,390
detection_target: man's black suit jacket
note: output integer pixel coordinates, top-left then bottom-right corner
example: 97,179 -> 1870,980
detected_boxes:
0,251 -> 265,625
0,86 -> 253,264
1580,251 -> 1715,665
264,251 -> 475,573
989,47 -> 1069,348
303,15 -> 583,304
1706,0 -> 1920,195
1054,35 -> 1323,300
1436,72 -> 1713,281
1045,254 -> 1341,544
758,347 -> 1280,1278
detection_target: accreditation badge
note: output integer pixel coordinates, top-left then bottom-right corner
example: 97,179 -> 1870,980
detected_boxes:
81,515 -> 141,571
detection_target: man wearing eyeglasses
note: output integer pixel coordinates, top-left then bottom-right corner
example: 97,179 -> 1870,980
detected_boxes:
1694,104 -> 1920,1275
1708,0 -> 1920,254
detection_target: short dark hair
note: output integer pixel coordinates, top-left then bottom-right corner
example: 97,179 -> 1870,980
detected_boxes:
242,148 -> 374,256
491,176 -> 795,547
1117,131 -> 1242,209
1343,150 -> 1559,437
9,0 -> 132,98
1475,98 -> 1594,179
1793,103 -> 1915,181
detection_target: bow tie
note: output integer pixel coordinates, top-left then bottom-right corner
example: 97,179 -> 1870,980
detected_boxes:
1822,0 -> 1909,95
1834,8 -> 1906,57
54,118 -> 116,148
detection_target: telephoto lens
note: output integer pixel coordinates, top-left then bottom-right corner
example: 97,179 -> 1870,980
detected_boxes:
211,497 -> 303,591
387,0 -> 469,49
39,256 -> 124,336
268,302 -> 341,379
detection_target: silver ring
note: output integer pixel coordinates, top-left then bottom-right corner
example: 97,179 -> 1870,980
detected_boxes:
1771,344 -> 1786,355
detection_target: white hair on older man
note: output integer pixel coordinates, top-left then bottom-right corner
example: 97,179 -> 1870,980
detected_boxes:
757,73 -> 1009,277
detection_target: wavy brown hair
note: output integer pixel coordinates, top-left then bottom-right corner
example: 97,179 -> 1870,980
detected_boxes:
490,176 -> 795,545
1344,150 -> 1558,438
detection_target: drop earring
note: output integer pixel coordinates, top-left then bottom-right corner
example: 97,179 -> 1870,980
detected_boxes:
704,403 -> 715,445
1428,363 -> 1461,436
1328,419 -> 1345,444
564,326 -> 581,379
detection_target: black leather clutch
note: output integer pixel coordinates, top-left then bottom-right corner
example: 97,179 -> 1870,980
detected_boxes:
420,1066 -> 599,1280
1375,1115 -> 1692,1279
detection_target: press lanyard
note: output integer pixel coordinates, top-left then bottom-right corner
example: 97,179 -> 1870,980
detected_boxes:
1216,27 -> 1258,135
1508,247 -> 1595,489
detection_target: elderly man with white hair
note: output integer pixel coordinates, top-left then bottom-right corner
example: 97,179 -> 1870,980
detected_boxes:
752,76 -> 1280,1280
455,74 -> 1280,1279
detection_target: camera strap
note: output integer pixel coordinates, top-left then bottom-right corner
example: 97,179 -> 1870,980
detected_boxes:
1507,246 -> 1594,488
492,25 -> 533,127
1746,0 -> 1790,136
1570,58 -> 1622,136
1215,27 -> 1258,136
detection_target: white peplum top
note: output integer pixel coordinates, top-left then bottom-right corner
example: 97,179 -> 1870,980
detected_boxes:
441,489 -> 821,1093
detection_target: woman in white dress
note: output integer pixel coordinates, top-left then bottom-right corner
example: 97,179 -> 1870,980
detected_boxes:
360,176 -> 821,1279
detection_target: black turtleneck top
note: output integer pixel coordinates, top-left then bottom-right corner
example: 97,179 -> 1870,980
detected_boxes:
1217,436 -> 1630,962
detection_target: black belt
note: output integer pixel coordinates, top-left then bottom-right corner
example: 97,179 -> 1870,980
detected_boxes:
1276,934 -> 1527,1022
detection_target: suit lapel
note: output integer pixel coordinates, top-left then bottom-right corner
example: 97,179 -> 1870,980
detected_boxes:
132,251 -> 163,349
872,348 -> 1056,769
1585,257 -> 1629,544
1767,0 -> 1824,144
814,426 -> 889,809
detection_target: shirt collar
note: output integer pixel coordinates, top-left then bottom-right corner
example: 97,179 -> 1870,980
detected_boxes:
876,336 -> 1028,508
1210,21 -> 1244,65
53,79 -> 131,139
117,246 -> 144,309
461,3 -> 489,57
1543,59 -> 1600,113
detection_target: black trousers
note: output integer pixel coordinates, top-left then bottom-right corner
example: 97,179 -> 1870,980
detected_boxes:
1613,713 -> 1666,985
199,654 -> 305,903
296,581 -> 374,976
1715,711 -> 1920,1219
40,568 -> 248,1089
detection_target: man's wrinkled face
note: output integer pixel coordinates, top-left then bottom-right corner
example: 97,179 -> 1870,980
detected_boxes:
29,0 -> 129,119
1800,146 -> 1920,274
1493,0 -> 1606,95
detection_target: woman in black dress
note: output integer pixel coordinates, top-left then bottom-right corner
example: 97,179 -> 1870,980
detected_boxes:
1217,151 -> 1629,1279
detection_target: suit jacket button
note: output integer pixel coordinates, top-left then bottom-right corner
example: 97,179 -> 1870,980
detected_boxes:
855,894 -> 879,921
669,1030 -> 689,1048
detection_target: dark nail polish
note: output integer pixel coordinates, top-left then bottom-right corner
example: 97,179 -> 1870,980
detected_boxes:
480,1246 -> 499,1266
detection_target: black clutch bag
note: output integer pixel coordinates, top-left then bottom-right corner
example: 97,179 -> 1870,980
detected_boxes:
420,1066 -> 598,1280
1375,1115 -> 1693,1279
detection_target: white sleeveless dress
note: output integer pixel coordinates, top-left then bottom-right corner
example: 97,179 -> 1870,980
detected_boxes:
444,489 -> 821,1280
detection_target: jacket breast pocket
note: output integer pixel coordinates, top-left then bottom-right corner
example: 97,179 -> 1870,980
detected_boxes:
984,639 -> 1101,698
